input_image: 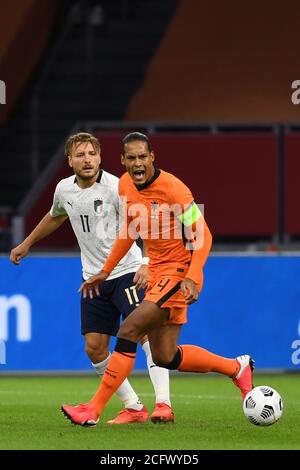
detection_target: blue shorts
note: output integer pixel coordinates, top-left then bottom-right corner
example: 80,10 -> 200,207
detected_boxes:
81,272 -> 145,336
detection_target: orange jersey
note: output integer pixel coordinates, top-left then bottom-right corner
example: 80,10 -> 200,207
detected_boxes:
119,169 -> 194,276
102,168 -> 212,285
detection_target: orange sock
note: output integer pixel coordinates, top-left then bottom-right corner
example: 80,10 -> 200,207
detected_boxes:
90,351 -> 135,415
178,345 -> 239,377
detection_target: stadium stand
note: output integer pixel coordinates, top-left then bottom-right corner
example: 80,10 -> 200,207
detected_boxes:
126,0 -> 300,122
0,0 -> 178,211
0,0 -> 58,124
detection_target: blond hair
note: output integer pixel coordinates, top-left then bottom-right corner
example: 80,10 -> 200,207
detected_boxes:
65,132 -> 100,157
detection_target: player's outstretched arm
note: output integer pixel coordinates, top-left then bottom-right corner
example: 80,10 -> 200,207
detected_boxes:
9,212 -> 68,265
78,210 -> 135,298
179,203 -> 212,303
184,217 -> 212,285
79,235 -> 135,299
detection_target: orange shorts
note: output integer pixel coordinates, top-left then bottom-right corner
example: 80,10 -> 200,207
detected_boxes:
144,272 -> 203,325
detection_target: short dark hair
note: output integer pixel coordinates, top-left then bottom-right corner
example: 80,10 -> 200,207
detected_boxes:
122,132 -> 152,153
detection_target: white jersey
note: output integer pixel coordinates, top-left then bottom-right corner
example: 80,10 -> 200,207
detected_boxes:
50,170 -> 142,280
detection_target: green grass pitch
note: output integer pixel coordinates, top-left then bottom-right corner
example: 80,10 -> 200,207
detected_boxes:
0,374 -> 299,450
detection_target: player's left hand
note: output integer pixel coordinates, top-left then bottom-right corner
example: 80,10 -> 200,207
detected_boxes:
79,271 -> 109,299
181,278 -> 199,305
133,265 -> 148,290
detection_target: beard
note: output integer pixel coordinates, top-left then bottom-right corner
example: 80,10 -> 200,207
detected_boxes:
77,167 -> 99,180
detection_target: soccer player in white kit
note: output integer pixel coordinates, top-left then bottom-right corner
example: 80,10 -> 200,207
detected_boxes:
10,132 -> 174,424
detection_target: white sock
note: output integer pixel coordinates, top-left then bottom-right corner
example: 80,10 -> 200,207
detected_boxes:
92,354 -> 143,410
142,341 -> 171,406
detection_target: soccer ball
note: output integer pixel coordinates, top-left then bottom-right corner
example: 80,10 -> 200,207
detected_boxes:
243,386 -> 283,426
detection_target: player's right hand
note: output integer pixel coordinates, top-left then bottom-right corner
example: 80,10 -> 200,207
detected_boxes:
79,271 -> 109,299
181,277 -> 199,305
10,243 -> 30,265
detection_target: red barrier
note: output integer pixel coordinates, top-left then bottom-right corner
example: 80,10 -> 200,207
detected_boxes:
26,132 -> 278,247
285,134 -> 300,235
149,134 -> 277,236
95,132 -> 278,236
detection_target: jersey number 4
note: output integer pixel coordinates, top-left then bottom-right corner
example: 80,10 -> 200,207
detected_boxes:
80,215 -> 90,232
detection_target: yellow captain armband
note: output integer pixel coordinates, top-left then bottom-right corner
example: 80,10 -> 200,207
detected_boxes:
177,202 -> 202,226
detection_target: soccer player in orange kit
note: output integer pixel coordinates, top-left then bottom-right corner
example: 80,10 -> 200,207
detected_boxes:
61,132 -> 254,426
